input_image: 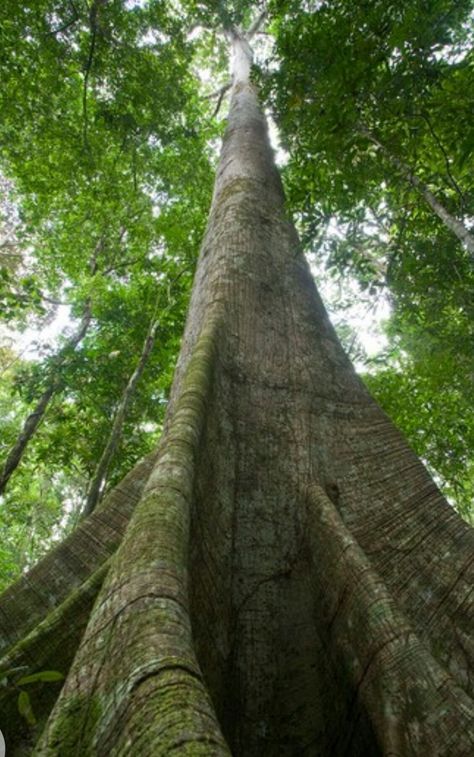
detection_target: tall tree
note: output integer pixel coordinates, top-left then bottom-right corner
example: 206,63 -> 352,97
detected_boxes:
1,8 -> 473,755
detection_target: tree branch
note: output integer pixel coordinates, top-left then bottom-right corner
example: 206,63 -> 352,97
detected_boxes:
46,1 -> 80,36
204,82 -> 232,100
419,111 -> 467,213
82,0 -> 107,148
211,83 -> 231,118
0,302 -> 93,496
247,9 -> 268,40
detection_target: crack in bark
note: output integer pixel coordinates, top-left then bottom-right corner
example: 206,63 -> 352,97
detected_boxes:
129,662 -> 203,695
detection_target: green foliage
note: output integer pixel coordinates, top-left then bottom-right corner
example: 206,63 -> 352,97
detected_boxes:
263,0 -> 474,521
17,670 -> 64,685
266,0 -> 473,237
17,689 -> 36,726
366,358 -> 474,523
0,0 -> 472,588
0,0 -> 216,586
1,665 -> 64,727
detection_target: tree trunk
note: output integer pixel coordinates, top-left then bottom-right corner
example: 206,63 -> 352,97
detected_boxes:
2,33 -> 474,756
82,317 -> 158,516
0,302 -> 92,495
359,125 -> 474,260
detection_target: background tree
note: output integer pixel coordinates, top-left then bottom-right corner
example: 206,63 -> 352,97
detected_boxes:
0,0 -> 216,585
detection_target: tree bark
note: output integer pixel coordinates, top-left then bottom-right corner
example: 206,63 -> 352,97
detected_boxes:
0,450 -> 156,658
0,563 -> 109,754
82,317 -> 158,517
0,452 -> 156,754
359,125 -> 474,260
2,32 -> 473,757
0,302 -> 92,495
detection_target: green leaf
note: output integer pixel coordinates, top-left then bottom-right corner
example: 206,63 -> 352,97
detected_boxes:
17,690 -> 36,726
17,670 -> 64,685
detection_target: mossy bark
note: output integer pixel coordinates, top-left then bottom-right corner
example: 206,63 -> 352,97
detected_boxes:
1,43 -> 473,757
0,450 -> 155,657
35,318 -> 229,755
0,563 -> 108,754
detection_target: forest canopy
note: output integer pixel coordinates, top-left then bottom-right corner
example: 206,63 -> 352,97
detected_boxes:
0,0 -> 473,591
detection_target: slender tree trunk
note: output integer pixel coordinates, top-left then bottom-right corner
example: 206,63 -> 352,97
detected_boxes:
83,317 -> 158,516
1,29 -> 473,756
359,125 -> 474,259
0,302 -> 92,495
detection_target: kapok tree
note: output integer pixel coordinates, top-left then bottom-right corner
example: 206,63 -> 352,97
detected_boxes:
0,12 -> 473,756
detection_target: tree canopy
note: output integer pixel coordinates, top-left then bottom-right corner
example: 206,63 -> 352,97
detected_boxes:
0,0 -> 473,590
